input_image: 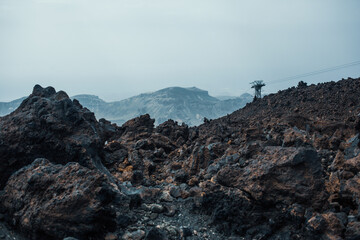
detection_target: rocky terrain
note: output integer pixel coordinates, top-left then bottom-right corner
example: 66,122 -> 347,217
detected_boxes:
0,87 -> 252,126
0,77 -> 359,240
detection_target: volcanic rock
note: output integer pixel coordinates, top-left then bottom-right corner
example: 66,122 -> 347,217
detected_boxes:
145,228 -> 167,240
216,147 -> 326,207
0,158 -> 121,240
120,114 -> 154,140
345,221 -> 360,240
155,120 -> 189,145
1,78 -> 360,240
0,85 -> 109,189
122,230 -> 146,240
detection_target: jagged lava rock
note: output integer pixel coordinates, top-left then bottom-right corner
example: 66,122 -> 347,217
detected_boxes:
216,147 -> 326,207
0,85 -> 109,189
0,158 -> 120,240
155,119 -> 189,146
120,114 -> 154,139
0,78 -> 359,240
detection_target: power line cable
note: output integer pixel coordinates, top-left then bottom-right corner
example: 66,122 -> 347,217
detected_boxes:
267,60 -> 360,85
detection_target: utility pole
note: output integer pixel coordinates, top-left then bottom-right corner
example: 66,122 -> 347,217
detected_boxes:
250,80 -> 265,100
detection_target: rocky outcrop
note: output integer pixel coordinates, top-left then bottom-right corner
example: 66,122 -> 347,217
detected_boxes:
0,85 -> 110,189
119,114 -> 154,140
216,147 -> 326,207
155,119 -> 189,146
0,158 -> 122,240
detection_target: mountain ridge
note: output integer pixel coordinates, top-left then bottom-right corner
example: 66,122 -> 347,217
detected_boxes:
0,87 -> 252,126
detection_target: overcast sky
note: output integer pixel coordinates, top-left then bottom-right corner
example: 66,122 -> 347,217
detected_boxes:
0,0 -> 359,102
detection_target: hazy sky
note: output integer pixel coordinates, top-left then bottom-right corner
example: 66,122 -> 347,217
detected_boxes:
1,0 -> 360,101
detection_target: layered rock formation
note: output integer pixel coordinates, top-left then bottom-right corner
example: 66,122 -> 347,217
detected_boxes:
72,87 -> 252,126
0,78 -> 359,240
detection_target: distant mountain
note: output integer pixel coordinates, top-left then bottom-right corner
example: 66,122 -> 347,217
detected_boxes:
215,95 -> 241,101
0,97 -> 26,116
0,87 -> 252,126
72,87 -> 252,126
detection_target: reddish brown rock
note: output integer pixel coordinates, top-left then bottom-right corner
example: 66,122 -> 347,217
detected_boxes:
217,147 -> 326,207
307,214 -> 326,233
155,119 -> 189,146
322,212 -> 346,237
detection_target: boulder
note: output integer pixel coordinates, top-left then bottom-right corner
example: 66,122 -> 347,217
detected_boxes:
217,147 -> 326,207
0,158 -> 120,240
156,120 -> 189,145
0,85 -> 108,189
120,114 -> 155,140
145,228 -> 167,240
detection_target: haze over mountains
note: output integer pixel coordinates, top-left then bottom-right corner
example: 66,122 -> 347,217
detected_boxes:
0,86 -> 252,126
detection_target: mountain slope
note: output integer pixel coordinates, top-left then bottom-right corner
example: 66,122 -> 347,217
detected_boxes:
72,87 -> 252,126
200,77 -> 360,135
0,97 -> 26,116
